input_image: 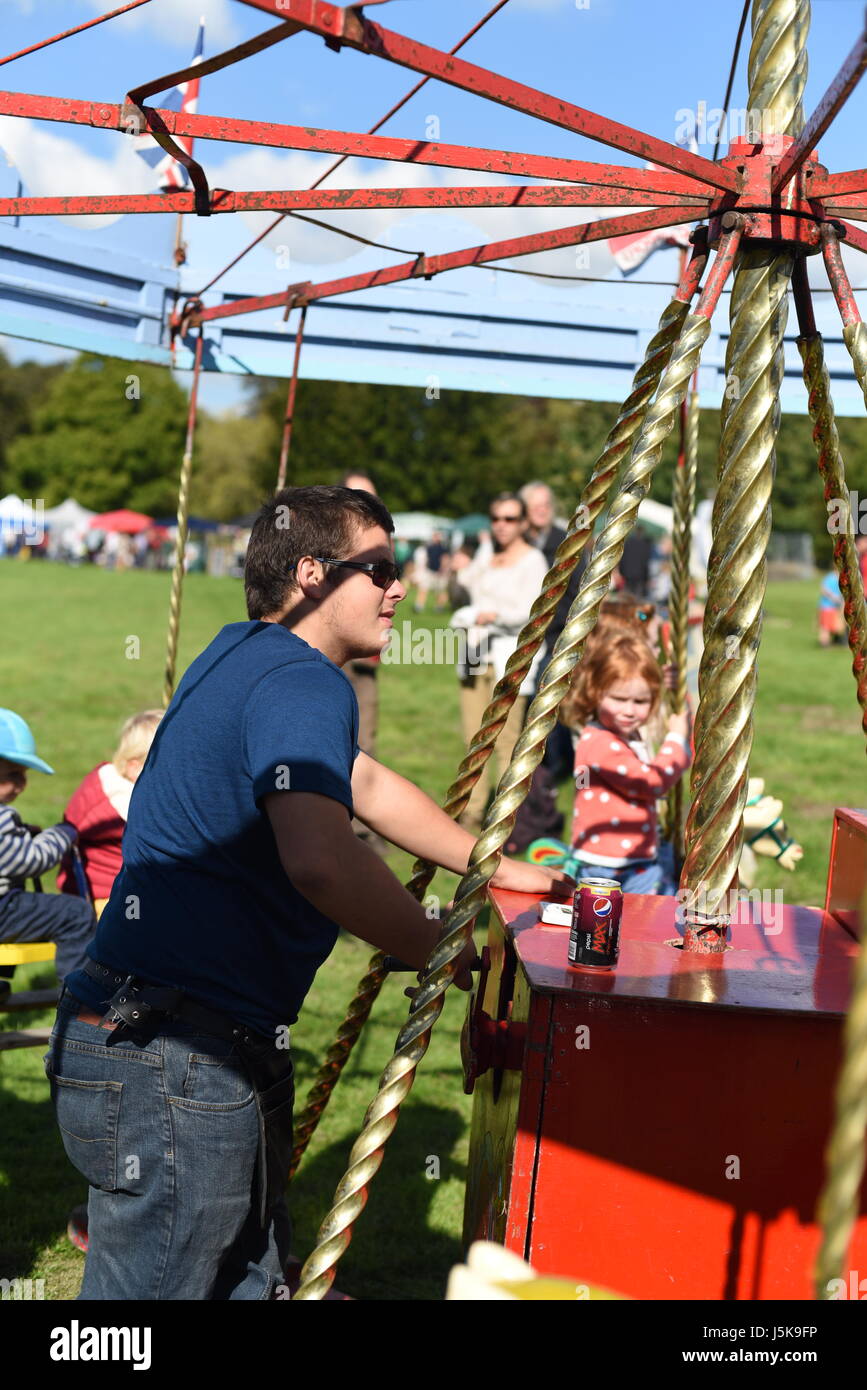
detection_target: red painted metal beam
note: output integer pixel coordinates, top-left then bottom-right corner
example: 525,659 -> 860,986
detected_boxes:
836,220 -> 867,257
821,224 -> 864,326
237,0 -> 737,194
194,205 -> 703,325
693,215 -> 744,320
771,19 -> 867,193
0,186 -> 709,219
0,0 -> 153,69
820,170 -> 867,200
0,91 -> 719,199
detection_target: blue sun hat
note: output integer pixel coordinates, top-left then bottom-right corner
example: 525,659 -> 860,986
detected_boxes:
0,709 -> 55,775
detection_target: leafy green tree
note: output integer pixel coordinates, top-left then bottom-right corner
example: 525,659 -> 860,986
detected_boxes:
0,348 -> 65,491
5,354 -> 188,513
189,411 -> 275,521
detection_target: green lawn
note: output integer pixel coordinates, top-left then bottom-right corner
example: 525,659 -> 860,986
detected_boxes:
0,559 -> 863,1300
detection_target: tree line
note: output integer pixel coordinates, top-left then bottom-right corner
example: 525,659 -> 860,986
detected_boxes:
1,347 -> 864,563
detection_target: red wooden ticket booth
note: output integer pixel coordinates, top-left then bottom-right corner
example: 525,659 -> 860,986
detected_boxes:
462,808 -> 867,1300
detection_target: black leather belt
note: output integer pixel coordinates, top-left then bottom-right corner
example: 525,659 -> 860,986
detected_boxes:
82,958 -> 258,1045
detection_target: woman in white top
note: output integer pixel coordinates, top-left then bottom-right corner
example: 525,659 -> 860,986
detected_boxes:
452,493 -> 548,832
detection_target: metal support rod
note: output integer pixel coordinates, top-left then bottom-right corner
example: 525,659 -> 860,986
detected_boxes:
276,304 -> 307,492
163,331 -> 204,708
793,264 -> 867,748
195,206 -> 704,325
680,0 -> 809,955
668,351 -> 700,861
0,0 -> 153,68
0,185 -> 709,220
815,884 -> 867,1298
0,92 -> 719,198
287,239 -> 709,1182
293,266 -> 715,1297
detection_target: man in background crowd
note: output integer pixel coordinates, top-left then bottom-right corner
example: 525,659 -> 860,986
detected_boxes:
519,481 -> 586,781
618,523 -> 655,598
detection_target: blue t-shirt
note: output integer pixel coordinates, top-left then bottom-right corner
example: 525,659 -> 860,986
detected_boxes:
66,621 -> 359,1035
819,572 -> 841,609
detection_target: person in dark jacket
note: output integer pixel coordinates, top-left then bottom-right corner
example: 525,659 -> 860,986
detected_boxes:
519,481 -> 587,782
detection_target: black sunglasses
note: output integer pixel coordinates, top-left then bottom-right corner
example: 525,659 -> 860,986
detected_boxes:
313,556 -> 403,590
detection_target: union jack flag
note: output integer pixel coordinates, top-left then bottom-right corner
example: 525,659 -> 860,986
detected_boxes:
135,20 -> 204,192
606,136 -> 698,275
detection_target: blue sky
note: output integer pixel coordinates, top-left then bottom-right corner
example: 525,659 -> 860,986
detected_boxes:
1,0 -> 866,410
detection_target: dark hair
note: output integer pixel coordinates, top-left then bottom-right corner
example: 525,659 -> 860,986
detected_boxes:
488,491 -> 527,519
244,485 -> 393,620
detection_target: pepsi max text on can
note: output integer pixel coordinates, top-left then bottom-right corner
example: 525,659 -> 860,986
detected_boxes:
569,877 -> 623,970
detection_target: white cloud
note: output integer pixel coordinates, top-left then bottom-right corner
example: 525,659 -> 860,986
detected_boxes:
0,117 -> 157,228
83,0 -> 240,49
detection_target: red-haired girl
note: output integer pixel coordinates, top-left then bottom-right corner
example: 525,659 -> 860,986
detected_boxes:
558,635 -> 691,893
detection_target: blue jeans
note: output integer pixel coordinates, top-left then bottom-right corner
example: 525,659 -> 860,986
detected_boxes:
577,859 -> 664,894
0,889 -> 96,980
45,989 -> 293,1300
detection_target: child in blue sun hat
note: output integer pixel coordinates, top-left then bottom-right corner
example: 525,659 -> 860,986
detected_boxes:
0,709 -> 96,990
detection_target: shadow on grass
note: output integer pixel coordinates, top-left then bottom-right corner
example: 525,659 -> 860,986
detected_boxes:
0,1081 -> 84,1281
289,1099 -> 467,1301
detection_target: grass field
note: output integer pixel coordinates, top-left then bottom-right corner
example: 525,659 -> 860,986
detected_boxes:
0,558 -> 863,1300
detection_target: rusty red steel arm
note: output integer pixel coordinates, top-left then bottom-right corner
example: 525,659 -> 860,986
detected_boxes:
820,170 -> 867,200
693,214 -> 745,320
833,220 -> 867,259
192,205 -> 704,325
771,19 -> 867,194
237,0 -> 737,193
0,185 -> 709,219
0,91 -> 719,199
0,0 -> 153,69
821,224 -> 865,327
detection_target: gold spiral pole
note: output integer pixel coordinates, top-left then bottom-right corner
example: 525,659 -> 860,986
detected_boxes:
667,373 -> 700,859
163,330 -> 204,708
680,0 -> 809,952
843,321 -> 867,411
815,886 -> 867,1298
796,331 -> 867,748
288,950 -> 386,1180
293,296 -> 714,1300
288,262 -> 707,1180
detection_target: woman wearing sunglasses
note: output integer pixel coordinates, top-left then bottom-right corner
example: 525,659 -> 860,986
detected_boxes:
451,492 -> 548,834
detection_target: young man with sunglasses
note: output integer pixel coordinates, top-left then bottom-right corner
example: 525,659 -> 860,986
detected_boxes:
46,485 -> 567,1301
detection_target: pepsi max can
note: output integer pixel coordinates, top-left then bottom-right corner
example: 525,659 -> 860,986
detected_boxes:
568,877 -> 623,970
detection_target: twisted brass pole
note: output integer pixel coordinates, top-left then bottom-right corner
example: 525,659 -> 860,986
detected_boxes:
815,886 -> 867,1298
681,0 -> 809,951
796,330 -> 867,747
288,250 -> 708,1180
668,373 -> 700,859
163,329 -> 204,707
294,271 -> 717,1299
843,321 -> 867,412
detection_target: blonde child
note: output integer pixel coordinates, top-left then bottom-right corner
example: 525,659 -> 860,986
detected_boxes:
58,710 -> 162,916
559,635 -> 690,893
